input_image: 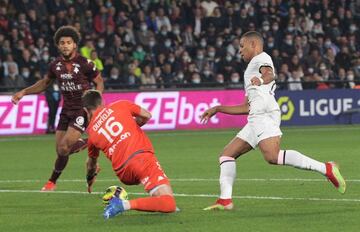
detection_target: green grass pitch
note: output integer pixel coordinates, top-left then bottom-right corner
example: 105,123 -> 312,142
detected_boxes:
0,125 -> 359,232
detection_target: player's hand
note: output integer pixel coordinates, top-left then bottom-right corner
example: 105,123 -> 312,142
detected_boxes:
86,165 -> 101,193
200,107 -> 217,124
11,90 -> 25,105
250,77 -> 262,86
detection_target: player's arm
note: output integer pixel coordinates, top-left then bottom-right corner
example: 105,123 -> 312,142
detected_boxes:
135,107 -> 152,127
11,75 -> 53,105
92,74 -> 104,93
86,143 -> 100,193
86,156 -> 98,179
200,97 -> 249,124
251,66 -> 275,86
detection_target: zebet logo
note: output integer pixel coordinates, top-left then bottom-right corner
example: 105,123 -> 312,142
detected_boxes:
0,95 -> 55,135
135,92 -> 220,130
277,96 -> 294,121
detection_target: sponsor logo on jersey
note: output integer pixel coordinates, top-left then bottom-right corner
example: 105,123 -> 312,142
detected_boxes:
60,81 -> 82,91
60,73 -> 73,80
107,131 -> 132,155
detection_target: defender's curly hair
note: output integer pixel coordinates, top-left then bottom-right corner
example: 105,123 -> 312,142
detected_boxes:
53,25 -> 81,45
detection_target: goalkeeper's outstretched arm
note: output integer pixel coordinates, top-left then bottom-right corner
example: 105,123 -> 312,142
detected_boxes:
86,156 -> 98,178
135,107 -> 152,127
86,144 -> 100,193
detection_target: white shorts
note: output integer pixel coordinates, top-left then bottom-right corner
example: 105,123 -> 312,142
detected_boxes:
236,110 -> 282,148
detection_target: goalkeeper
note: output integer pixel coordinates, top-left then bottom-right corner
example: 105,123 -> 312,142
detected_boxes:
82,90 -> 176,219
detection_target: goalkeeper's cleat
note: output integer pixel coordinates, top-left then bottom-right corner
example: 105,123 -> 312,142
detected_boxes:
203,198 -> 233,211
325,162 -> 346,194
41,180 -> 56,192
103,197 -> 125,219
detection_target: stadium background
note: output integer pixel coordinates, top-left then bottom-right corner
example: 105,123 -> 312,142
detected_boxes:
0,0 -> 359,91
1,0 -> 360,135
1,1 -> 360,232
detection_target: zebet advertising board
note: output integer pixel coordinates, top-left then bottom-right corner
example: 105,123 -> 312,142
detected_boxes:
0,89 -> 359,135
0,90 -> 247,135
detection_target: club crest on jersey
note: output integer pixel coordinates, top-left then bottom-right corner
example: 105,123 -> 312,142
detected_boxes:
73,63 -> 80,74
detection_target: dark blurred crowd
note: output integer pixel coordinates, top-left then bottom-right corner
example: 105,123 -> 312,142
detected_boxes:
0,0 -> 360,92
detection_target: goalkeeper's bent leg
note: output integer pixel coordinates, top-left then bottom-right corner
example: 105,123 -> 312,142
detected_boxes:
129,195 -> 176,213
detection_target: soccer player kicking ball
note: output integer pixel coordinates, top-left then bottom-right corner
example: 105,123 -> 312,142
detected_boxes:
82,90 -> 176,219
11,26 -> 104,191
200,31 -> 346,211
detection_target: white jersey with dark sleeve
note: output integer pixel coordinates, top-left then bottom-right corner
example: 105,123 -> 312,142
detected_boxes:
244,52 -> 276,96
244,52 -> 279,114
237,52 -> 282,147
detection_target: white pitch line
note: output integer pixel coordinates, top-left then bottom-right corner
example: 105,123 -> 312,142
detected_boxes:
0,189 -> 359,203
0,126 -> 358,142
0,178 -> 359,183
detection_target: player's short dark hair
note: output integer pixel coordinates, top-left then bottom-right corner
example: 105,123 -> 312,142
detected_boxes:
53,25 -> 81,45
82,90 -> 102,111
241,31 -> 264,45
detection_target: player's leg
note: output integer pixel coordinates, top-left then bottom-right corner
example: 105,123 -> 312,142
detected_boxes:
65,110 -> 87,155
127,184 -> 176,212
259,135 -> 325,171
58,110 -> 87,156
204,135 -> 253,210
126,155 -> 176,213
104,154 -> 176,218
68,138 -> 88,154
42,109 -> 87,191
41,130 -> 67,191
258,136 -> 346,193
104,183 -> 176,219
42,127 -> 82,191
57,126 -> 83,156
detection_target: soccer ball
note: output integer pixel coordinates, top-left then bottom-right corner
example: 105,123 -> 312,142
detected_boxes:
102,185 -> 128,205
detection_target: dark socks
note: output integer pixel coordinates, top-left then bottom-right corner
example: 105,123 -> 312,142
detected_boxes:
49,155 -> 69,183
